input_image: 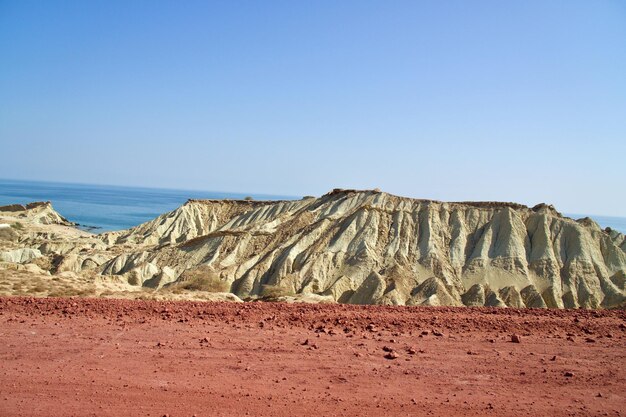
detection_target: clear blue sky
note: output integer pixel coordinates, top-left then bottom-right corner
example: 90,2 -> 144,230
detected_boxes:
1,1 -> 625,216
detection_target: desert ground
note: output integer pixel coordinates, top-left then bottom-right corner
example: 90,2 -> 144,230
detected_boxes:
0,296 -> 624,417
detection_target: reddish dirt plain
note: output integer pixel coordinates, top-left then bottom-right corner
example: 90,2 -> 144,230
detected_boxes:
0,297 -> 624,417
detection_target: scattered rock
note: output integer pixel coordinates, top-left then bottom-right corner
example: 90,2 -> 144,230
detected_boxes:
511,334 -> 521,343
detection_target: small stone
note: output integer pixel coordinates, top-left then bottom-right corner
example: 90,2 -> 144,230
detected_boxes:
511,334 -> 521,343
585,337 -> 596,343
382,346 -> 394,352
432,330 -> 444,337
564,371 -> 574,377
384,351 -> 399,360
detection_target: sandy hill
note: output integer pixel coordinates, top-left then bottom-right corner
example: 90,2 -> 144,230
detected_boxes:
1,190 -> 625,308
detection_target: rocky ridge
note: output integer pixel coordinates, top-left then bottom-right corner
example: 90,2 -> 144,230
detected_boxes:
1,190 -> 625,308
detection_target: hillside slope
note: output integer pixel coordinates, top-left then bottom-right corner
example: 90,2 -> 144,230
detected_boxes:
96,189 -> 626,308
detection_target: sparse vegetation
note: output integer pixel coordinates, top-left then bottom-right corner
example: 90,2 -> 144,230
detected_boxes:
171,265 -> 230,293
29,284 -> 48,293
32,256 -> 53,272
244,196 -> 254,201
48,287 -> 95,298
127,274 -> 140,286
260,284 -> 295,301
10,222 -> 24,230
0,227 -> 19,242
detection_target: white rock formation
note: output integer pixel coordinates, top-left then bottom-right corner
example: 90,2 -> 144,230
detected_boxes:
0,248 -> 42,263
95,189 -> 625,309
3,191 -> 624,308
0,202 -> 73,226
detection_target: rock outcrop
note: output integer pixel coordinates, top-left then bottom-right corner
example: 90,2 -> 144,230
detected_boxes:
94,189 -> 626,309
2,190 -> 625,309
0,202 -> 74,226
0,248 -> 42,263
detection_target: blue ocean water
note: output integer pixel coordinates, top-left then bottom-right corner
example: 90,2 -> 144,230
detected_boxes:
0,179 -> 297,232
1,178 -> 625,234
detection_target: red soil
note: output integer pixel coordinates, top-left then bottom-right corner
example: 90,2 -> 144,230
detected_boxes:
0,297 -> 624,417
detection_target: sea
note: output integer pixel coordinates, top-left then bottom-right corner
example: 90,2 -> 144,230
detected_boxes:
1,178 -> 625,234
0,179 -> 296,232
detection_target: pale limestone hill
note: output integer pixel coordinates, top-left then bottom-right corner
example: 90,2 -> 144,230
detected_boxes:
1,191 -> 625,308
96,189 -> 626,308
0,202 -> 73,226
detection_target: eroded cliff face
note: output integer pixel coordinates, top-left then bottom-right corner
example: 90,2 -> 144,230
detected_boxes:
0,202 -> 73,226
92,190 -> 626,308
2,192 -> 625,308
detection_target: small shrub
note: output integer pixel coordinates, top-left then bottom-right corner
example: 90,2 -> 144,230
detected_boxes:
173,266 -> 229,293
10,222 -> 24,230
48,287 -> 95,298
0,227 -> 18,241
29,284 -> 47,293
127,273 -> 140,286
260,284 -> 295,301
244,196 -> 254,201
32,256 -> 53,272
